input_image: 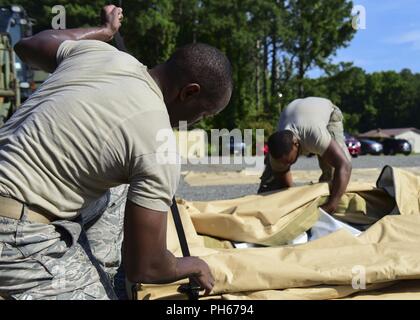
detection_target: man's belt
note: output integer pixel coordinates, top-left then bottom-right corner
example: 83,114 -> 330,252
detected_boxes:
0,196 -> 55,224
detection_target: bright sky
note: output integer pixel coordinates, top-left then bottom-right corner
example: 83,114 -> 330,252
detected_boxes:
310,0 -> 420,77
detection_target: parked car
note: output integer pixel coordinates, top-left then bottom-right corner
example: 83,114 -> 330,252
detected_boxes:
380,138 -> 412,156
219,136 -> 246,156
359,139 -> 383,155
344,133 -> 361,158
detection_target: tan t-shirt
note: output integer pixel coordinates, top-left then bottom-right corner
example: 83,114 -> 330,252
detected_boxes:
0,40 -> 180,219
278,97 -> 334,155
270,97 -> 334,173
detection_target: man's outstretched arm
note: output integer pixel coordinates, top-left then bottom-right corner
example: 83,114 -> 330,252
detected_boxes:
14,5 -> 123,73
319,140 -> 352,214
123,200 -> 215,295
274,169 -> 293,189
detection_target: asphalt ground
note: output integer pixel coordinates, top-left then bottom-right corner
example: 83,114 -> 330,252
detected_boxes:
178,154 -> 420,201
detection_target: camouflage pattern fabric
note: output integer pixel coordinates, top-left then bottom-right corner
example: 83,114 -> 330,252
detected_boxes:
84,184 -> 129,299
317,107 -> 352,182
0,185 -> 129,300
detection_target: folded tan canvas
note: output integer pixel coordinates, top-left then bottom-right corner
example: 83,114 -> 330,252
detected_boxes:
133,166 -> 420,300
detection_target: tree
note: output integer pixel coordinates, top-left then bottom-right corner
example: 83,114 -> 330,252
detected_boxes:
7,1 -> 419,136
324,64 -> 367,132
122,0 -> 178,66
280,0 -> 356,95
0,0 -> 107,32
195,0 -> 266,129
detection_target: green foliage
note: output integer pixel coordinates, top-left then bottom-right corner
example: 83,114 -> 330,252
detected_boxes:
2,0 -> 419,135
281,0 -> 356,95
0,0 -> 107,31
301,66 -> 420,133
123,0 -> 178,65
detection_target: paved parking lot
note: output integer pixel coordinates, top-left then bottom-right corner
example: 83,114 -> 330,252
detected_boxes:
178,155 -> 420,201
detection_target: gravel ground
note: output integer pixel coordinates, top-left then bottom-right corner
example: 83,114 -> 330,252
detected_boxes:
177,155 -> 420,202
181,154 -> 420,172
177,178 -> 259,202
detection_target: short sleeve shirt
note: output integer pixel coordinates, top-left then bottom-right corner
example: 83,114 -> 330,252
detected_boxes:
270,97 -> 334,173
0,40 -> 180,219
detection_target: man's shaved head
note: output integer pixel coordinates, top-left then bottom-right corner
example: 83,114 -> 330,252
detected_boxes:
150,43 -> 233,126
268,130 -> 298,157
166,43 -> 233,104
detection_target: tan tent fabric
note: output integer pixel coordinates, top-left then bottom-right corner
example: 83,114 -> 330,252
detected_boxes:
377,166 -> 420,215
343,280 -> 420,300
222,281 -> 420,300
184,182 -> 378,245
222,282 -> 398,300
134,167 -> 420,300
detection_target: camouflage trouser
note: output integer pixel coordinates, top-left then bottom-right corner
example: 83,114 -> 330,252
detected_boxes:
0,185 -> 129,300
317,107 -> 351,182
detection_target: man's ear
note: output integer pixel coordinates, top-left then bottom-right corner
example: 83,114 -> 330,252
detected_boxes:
179,83 -> 201,101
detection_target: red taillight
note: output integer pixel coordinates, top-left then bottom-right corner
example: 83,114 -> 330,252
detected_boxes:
264,145 -> 269,155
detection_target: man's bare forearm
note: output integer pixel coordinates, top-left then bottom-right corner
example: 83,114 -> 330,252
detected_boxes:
124,247 -> 203,284
319,141 -> 353,214
124,249 -> 214,295
42,26 -> 114,42
14,5 -> 123,73
275,170 -> 293,189
14,26 -> 114,73
122,199 -> 214,293
328,163 -> 351,207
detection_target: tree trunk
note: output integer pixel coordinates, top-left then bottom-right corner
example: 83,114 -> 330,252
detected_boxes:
298,57 -> 305,97
255,40 -> 261,111
263,38 -> 269,113
270,34 -> 278,108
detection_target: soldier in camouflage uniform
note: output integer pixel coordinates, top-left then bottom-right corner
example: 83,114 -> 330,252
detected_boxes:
259,97 -> 352,215
0,4 -> 232,300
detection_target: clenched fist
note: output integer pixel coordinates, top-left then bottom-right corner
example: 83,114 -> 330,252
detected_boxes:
101,5 -> 124,40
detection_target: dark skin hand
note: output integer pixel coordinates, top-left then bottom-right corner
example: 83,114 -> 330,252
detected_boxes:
274,170 -> 293,189
15,4 -> 216,295
123,201 -> 215,295
319,140 -> 352,214
274,140 -> 351,214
